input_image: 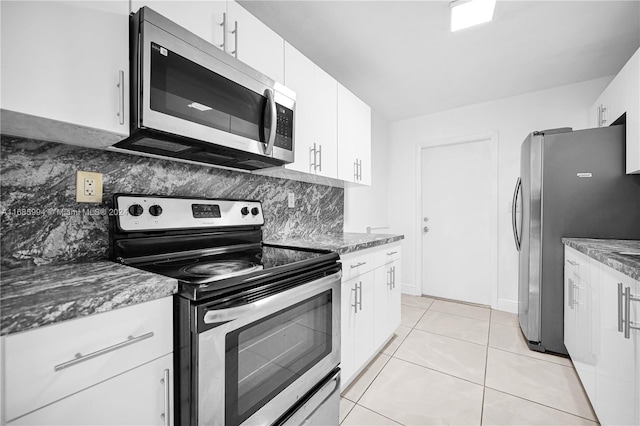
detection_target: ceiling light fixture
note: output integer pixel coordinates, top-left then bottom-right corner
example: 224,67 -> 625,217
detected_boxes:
450,0 -> 496,32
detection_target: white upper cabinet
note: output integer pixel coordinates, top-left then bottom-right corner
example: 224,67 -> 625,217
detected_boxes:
131,1 -> 227,49
284,43 -> 338,178
0,1 -> 130,147
337,84 -> 372,185
227,0 -> 284,84
590,48 -> 640,174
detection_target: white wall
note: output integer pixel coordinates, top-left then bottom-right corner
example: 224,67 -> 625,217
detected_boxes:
387,77 -> 612,311
344,110 -> 390,232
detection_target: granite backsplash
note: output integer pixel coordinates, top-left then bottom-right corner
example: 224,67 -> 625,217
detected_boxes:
0,135 -> 344,268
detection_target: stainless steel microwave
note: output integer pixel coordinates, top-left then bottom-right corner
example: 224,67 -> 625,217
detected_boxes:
113,7 -> 295,170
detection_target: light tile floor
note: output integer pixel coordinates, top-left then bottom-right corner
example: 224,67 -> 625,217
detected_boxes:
339,294 -> 599,426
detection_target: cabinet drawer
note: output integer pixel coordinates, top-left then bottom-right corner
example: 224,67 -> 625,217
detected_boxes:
374,243 -> 401,266
565,247 -> 591,281
8,354 -> 173,426
340,250 -> 375,280
4,297 -> 173,422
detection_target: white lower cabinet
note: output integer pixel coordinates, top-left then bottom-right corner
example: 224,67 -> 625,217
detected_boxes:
594,263 -> 639,426
2,297 -> 174,425
564,246 -> 640,426
340,243 -> 402,390
8,354 -> 173,426
341,271 -> 375,386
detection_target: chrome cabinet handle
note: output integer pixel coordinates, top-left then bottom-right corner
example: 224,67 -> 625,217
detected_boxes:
359,160 -> 363,181
392,266 -> 396,289
353,160 -> 358,181
54,332 -> 154,372
567,260 -> 579,266
230,20 -> 238,58
357,282 -> 363,311
351,283 -> 359,313
387,251 -> 398,256
317,144 -> 322,172
117,70 -> 125,125
568,278 -> 575,308
350,261 -> 367,269
624,286 -> 631,338
310,143 -> 317,171
263,89 -> 277,155
161,368 -> 170,426
219,12 -> 227,51
618,282 -> 624,332
623,286 -> 640,339
387,268 -> 393,289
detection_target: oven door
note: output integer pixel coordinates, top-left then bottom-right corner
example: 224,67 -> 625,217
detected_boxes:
195,269 -> 341,426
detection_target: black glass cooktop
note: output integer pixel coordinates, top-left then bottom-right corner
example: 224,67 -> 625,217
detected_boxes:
129,244 -> 337,287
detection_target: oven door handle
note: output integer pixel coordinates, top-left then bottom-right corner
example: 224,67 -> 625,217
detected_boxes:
203,270 -> 342,324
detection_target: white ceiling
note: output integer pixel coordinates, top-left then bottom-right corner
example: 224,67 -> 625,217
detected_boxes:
238,0 -> 640,122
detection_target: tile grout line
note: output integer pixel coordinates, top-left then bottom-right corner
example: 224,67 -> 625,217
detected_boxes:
479,309 -> 493,426
483,386 -> 600,424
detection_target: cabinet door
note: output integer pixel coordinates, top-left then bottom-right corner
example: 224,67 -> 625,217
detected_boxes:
312,66 -> 338,178
337,84 -> 372,185
227,0 -> 284,83
284,42 -> 315,174
1,1 -> 129,139
131,1 -> 227,49
594,264 -> 638,426
563,260 -> 578,358
341,277 -> 358,388
9,354 -> 174,426
374,260 -> 401,350
353,271 -> 375,371
590,48 -> 639,173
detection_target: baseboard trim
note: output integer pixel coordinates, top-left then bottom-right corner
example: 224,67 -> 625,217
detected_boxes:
400,283 -> 420,296
497,298 -> 518,314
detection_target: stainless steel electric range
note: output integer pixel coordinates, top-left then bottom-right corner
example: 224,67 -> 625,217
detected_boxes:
109,194 -> 342,426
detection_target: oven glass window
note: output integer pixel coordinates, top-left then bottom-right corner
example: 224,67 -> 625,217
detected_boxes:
225,291 -> 332,425
149,42 -> 270,143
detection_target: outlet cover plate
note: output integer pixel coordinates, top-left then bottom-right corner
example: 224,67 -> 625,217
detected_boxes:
76,171 -> 103,203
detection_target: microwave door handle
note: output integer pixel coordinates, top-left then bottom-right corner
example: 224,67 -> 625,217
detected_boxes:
263,88 -> 277,156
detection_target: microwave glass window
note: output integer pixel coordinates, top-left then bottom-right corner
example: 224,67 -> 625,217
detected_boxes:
149,43 -> 269,143
225,291 -> 332,425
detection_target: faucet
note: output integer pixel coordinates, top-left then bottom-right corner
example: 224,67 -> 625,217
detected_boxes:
366,226 -> 390,234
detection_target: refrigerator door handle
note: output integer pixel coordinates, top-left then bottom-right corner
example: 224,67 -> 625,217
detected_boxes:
512,177 -> 522,251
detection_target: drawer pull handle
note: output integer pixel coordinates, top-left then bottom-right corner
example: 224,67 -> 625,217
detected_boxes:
350,262 -> 367,269
54,332 -> 155,372
387,251 -> 398,256
567,260 -> 579,266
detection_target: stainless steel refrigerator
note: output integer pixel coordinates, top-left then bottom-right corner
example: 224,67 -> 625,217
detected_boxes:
512,125 -> 640,355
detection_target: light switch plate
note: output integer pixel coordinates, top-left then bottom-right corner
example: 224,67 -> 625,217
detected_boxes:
76,171 -> 103,203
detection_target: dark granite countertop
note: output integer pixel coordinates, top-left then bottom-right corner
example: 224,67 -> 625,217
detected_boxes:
265,232 -> 404,255
562,238 -> 640,281
0,261 -> 177,336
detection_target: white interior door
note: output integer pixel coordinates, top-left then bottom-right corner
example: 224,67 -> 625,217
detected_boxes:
421,138 -> 494,305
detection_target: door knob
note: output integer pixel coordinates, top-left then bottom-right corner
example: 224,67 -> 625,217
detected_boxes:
423,226 -> 430,234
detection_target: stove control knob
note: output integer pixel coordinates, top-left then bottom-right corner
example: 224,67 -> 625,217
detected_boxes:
149,205 -> 163,217
251,207 -> 260,216
241,207 -> 249,216
128,204 -> 144,217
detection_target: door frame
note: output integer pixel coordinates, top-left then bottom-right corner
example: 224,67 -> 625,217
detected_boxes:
415,132 -> 499,309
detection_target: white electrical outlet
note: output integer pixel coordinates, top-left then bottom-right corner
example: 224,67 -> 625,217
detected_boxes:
84,178 -> 96,196
76,171 -> 103,203
288,192 -> 295,208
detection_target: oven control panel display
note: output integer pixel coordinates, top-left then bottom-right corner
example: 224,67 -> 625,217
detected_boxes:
192,204 -> 221,219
